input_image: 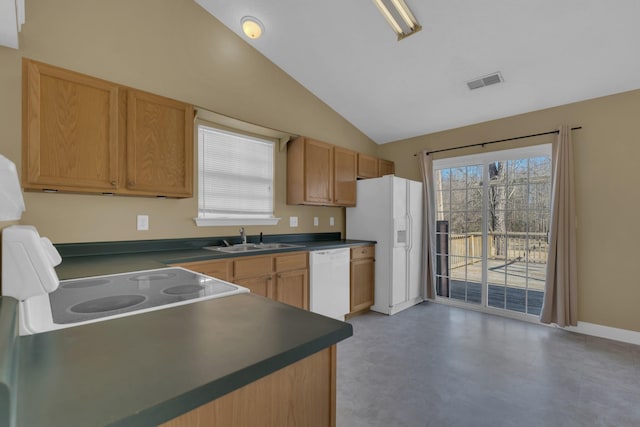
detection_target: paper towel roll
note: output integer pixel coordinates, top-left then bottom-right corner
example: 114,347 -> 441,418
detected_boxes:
0,155 -> 25,221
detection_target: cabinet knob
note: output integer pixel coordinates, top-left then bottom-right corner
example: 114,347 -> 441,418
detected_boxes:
111,180 -> 117,186
128,180 -> 135,186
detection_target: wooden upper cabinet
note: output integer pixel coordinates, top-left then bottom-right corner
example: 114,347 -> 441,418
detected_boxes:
287,136 -> 333,205
333,147 -> 357,206
357,153 -> 378,179
378,158 -> 395,177
21,59 -> 193,198
287,136 -> 359,207
304,138 -> 333,204
22,59 -> 119,192
126,89 -> 193,197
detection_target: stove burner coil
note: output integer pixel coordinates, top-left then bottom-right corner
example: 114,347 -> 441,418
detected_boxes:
61,278 -> 111,289
163,284 -> 205,295
128,272 -> 177,281
69,295 -> 146,314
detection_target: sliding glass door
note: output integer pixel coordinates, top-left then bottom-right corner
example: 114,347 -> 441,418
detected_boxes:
433,145 -> 552,317
435,164 -> 483,305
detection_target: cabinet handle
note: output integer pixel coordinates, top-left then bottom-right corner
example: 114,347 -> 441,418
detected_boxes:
111,180 -> 117,186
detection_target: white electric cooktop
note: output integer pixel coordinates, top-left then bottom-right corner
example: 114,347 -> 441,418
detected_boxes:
48,267 -> 247,325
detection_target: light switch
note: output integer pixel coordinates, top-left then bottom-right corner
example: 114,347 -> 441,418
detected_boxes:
289,216 -> 298,227
137,215 -> 149,231
329,216 -> 335,226
313,217 -> 319,226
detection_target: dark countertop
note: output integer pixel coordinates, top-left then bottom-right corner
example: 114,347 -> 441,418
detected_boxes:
55,237 -> 375,280
13,293 -> 352,426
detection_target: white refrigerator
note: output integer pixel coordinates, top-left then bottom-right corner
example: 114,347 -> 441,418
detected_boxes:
346,175 -> 423,315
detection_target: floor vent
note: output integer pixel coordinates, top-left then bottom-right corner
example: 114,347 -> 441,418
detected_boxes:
467,72 -> 504,90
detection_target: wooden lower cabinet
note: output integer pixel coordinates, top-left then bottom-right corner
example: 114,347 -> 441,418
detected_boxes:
160,345 -> 337,427
172,251 -> 309,310
275,269 -> 309,310
348,245 -> 375,316
173,259 -> 233,282
235,275 -> 273,299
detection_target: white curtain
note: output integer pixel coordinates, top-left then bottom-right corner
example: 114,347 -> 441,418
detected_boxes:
418,151 -> 436,300
540,126 -> 578,326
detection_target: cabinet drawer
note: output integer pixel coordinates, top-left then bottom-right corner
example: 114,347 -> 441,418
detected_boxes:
274,252 -> 308,272
170,259 -> 232,281
351,245 -> 375,260
234,255 -> 273,279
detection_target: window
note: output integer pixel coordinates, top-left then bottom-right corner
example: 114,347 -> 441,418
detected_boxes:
433,144 -> 551,317
195,123 -> 279,226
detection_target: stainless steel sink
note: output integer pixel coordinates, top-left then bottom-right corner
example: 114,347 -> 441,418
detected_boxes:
203,243 -> 303,253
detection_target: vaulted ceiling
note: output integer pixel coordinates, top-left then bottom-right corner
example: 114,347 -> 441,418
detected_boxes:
202,1 -> 640,144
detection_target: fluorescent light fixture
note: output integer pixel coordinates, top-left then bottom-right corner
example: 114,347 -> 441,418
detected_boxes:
373,0 -> 422,41
241,16 -> 264,40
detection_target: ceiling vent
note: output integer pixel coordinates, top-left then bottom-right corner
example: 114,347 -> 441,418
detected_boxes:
467,72 -> 504,90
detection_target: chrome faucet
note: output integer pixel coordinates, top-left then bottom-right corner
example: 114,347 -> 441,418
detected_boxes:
239,227 -> 247,245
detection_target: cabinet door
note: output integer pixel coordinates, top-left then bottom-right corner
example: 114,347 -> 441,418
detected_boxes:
274,252 -> 308,272
235,275 -> 273,299
304,139 -> 333,204
333,147 -> 357,206
22,59 -> 119,192
234,255 -> 273,280
378,159 -> 395,177
171,259 -> 233,281
126,89 -> 193,197
274,269 -> 309,310
350,258 -> 375,313
357,153 -> 378,179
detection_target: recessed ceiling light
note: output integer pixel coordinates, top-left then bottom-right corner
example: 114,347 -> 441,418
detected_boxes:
241,16 -> 264,40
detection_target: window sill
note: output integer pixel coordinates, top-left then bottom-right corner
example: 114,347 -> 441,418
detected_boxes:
194,217 -> 281,227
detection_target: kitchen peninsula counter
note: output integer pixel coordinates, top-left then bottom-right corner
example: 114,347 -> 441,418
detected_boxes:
0,233 -> 362,426
2,291 -> 352,426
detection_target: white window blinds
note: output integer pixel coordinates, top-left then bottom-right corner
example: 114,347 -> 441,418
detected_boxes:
198,125 -> 274,220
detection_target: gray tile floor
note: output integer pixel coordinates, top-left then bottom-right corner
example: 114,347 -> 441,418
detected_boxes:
337,302 -> 640,427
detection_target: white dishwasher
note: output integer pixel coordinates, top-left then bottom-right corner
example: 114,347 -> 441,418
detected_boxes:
309,248 -> 350,321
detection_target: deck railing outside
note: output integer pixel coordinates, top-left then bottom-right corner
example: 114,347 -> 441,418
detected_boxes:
448,232 -> 548,269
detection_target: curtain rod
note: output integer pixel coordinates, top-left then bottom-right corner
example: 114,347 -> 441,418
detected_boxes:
413,126 -> 582,157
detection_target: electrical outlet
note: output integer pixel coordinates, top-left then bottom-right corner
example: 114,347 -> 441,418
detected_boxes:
329,216 -> 335,226
289,216 -> 298,227
313,217 -> 319,226
137,215 -> 149,231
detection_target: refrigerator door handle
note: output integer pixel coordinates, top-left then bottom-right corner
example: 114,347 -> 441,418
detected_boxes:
407,213 -> 413,253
